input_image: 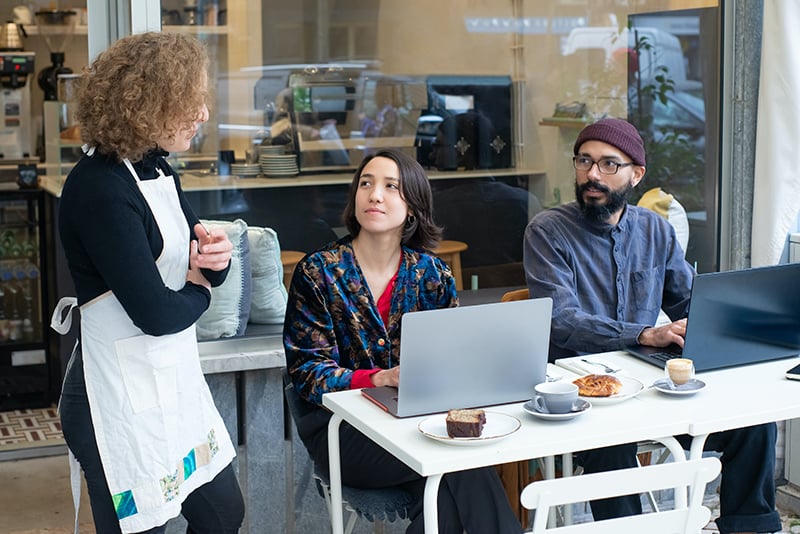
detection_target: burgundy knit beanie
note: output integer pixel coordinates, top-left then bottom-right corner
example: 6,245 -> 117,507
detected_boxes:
573,118 -> 646,166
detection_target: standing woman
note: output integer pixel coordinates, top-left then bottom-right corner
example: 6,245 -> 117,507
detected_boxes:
53,32 -> 244,533
284,149 -> 521,533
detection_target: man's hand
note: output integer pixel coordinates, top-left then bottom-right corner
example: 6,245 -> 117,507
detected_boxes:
371,367 -> 400,387
637,318 -> 687,348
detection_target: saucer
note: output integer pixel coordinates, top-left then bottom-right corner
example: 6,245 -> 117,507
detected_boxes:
523,399 -> 592,421
652,378 -> 706,396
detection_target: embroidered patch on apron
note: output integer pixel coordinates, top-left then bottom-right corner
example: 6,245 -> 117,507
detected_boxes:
113,489 -> 138,520
113,428 -> 225,518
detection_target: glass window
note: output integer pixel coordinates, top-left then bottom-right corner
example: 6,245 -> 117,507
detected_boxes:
128,1 -> 722,282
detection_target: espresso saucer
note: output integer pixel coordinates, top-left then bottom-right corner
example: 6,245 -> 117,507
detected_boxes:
652,378 -> 706,396
523,399 -> 592,421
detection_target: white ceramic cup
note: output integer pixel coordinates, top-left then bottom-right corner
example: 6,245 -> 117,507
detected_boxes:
533,381 -> 579,414
666,358 -> 695,386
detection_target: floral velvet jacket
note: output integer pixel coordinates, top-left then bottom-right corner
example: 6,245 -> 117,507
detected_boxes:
283,236 -> 458,406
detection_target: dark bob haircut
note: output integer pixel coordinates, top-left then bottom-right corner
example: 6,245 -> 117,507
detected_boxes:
342,149 -> 442,251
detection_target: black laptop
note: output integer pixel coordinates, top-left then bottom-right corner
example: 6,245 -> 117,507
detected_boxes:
627,263 -> 800,372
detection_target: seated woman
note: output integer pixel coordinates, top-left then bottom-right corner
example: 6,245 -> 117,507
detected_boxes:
283,149 -> 522,533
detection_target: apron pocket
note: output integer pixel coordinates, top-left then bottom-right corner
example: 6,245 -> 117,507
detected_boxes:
115,334 -> 181,414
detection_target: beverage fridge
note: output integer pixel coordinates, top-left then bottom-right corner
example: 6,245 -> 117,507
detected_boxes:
0,188 -> 51,410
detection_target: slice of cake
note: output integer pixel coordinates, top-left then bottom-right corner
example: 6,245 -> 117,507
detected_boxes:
445,409 -> 486,438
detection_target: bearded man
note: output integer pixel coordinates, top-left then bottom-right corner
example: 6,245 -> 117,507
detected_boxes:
521,117 -> 781,534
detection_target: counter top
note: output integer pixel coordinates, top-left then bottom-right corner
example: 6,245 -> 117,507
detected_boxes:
198,333 -> 285,374
40,167 -> 545,198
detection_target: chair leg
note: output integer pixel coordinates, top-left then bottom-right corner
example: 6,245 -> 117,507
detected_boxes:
373,520 -> 386,534
637,452 -> 660,512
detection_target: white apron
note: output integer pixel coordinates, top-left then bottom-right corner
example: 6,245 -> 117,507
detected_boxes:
52,153 -> 235,533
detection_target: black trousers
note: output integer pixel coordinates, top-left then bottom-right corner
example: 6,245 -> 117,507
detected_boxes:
303,411 -> 523,534
575,423 -> 781,534
59,347 -> 245,534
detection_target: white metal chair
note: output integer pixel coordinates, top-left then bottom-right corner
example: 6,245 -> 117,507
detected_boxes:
520,456 -> 721,534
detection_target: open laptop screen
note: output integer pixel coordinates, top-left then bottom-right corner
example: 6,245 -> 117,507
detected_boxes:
629,263 -> 800,371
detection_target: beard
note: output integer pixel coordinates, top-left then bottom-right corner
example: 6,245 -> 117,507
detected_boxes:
575,180 -> 634,223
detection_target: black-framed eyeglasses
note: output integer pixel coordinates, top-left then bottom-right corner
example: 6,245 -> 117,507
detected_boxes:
572,156 -> 635,175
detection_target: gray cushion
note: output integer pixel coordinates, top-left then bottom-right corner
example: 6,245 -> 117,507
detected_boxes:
196,219 -> 252,340
247,226 -> 288,324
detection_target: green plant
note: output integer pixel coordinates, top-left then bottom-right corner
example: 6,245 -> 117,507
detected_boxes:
627,30 -> 705,210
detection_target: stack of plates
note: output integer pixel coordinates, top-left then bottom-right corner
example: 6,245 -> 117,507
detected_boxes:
260,154 -> 299,178
230,163 -> 261,178
258,145 -> 285,157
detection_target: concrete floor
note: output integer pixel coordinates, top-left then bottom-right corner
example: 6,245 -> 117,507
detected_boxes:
0,452 -> 95,534
3,448 -> 799,534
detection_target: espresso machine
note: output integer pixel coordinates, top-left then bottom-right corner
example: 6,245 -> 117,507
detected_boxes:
0,52 -> 35,159
257,66 -> 427,174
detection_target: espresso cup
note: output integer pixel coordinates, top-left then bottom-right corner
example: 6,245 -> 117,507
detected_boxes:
533,381 -> 579,414
666,358 -> 695,386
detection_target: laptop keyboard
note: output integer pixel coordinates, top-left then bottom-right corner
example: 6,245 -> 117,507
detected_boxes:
650,350 -> 683,363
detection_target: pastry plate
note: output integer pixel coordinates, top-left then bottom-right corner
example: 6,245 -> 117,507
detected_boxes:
523,398 -> 592,421
652,378 -> 706,396
577,375 -> 645,405
418,412 -> 521,446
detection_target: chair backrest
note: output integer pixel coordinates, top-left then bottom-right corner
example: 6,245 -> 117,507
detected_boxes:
637,186 -> 690,256
520,456 -> 721,534
501,288 -> 530,302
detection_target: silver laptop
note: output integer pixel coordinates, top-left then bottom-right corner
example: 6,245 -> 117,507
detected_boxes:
627,263 -> 800,371
362,298 -> 552,418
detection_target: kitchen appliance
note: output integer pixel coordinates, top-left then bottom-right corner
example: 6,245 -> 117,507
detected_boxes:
0,51 -> 35,159
0,21 -> 26,51
0,189 -> 52,410
416,75 -> 514,170
34,9 -> 77,101
258,66 -> 427,174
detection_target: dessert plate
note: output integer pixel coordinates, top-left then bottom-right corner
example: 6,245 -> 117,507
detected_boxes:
577,375 -> 645,405
652,378 -> 706,396
418,412 -> 521,446
523,398 -> 592,421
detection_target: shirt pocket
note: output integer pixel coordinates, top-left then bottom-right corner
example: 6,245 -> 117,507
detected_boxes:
115,334 -> 181,414
630,267 -> 662,313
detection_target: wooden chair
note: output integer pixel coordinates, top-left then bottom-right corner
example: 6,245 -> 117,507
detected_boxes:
280,250 -> 305,288
520,457 -> 721,533
432,240 -> 468,290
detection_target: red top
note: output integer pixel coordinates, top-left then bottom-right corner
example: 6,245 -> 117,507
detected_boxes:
350,268 -> 399,389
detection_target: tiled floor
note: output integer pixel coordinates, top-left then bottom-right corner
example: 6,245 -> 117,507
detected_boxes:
0,407 -> 63,450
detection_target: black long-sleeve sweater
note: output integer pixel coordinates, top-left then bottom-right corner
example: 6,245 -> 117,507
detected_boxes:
58,149 -> 229,336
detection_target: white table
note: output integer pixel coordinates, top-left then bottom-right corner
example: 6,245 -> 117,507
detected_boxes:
323,351 -> 800,533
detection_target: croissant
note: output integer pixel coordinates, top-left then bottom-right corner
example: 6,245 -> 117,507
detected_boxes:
573,374 -> 622,397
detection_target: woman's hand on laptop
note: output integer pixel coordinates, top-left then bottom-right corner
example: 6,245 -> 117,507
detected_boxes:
638,318 -> 687,348
371,367 -> 400,388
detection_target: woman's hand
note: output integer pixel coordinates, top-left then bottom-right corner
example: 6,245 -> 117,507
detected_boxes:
370,366 -> 400,387
193,223 -> 232,271
187,240 -> 211,290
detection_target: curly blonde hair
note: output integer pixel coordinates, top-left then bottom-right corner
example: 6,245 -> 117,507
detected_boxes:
76,32 -> 210,162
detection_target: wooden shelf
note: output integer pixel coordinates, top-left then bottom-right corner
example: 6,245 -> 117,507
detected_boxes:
40,167 -> 545,197
538,117 -> 590,128
162,25 -> 229,35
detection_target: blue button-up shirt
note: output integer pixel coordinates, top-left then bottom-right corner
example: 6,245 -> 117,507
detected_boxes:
523,202 -> 694,361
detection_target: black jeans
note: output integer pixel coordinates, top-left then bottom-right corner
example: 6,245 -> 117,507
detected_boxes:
576,423 -> 781,534
59,347 -> 245,534
301,408 -> 523,534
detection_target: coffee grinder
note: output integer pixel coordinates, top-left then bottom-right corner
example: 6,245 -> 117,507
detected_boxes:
0,52 -> 35,159
34,9 -> 77,101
